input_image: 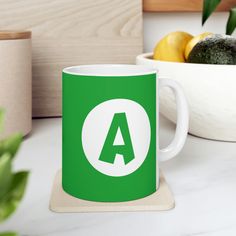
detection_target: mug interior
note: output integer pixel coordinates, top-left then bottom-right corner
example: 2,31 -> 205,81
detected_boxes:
63,64 -> 157,76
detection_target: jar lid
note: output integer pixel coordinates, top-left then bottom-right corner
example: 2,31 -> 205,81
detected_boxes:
0,31 -> 31,40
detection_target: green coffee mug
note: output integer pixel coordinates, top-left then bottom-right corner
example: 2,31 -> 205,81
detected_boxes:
62,64 -> 188,202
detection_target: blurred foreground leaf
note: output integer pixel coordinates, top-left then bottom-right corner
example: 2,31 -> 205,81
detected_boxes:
0,232 -> 18,236
0,134 -> 22,159
0,171 -> 29,222
0,154 -> 12,199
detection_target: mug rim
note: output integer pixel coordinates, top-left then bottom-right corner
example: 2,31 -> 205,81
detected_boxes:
63,64 -> 158,77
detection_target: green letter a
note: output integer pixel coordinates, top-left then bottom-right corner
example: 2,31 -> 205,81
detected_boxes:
99,112 -> 135,165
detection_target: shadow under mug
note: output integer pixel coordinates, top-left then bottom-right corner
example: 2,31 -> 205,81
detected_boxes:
62,64 -> 189,202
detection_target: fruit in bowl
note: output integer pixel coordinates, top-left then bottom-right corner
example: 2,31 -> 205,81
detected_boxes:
136,31 -> 236,141
153,31 -> 193,62
154,31 -> 236,64
187,34 -> 236,64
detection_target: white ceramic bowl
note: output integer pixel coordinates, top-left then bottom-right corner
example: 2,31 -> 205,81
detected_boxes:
136,52 -> 236,141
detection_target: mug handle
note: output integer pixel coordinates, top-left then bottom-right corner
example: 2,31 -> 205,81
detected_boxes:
158,78 -> 189,162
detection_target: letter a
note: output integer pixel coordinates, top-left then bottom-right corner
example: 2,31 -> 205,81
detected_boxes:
99,112 -> 135,165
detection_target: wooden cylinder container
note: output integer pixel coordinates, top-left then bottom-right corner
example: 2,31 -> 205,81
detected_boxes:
0,31 -> 32,138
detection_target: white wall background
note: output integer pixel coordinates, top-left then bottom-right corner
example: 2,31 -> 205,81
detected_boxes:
143,12 -> 236,52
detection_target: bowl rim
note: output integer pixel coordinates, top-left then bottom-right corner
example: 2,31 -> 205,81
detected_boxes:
137,52 -> 236,67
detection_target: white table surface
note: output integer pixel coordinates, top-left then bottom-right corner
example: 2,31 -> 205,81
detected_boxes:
1,116 -> 236,236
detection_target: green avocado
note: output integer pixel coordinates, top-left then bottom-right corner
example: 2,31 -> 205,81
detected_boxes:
187,34 -> 236,65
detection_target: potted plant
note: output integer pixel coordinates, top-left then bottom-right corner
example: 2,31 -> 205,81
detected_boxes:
0,110 -> 29,236
202,0 -> 236,35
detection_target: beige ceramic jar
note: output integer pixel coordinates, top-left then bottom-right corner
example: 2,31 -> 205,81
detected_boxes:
0,31 -> 32,137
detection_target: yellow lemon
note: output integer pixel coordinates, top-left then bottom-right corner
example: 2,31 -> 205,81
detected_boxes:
185,32 -> 213,60
153,31 -> 193,62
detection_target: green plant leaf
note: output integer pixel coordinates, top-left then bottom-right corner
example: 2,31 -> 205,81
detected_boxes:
226,7 -> 236,35
0,134 -> 22,159
202,0 -> 221,25
0,171 -> 29,222
0,154 -> 13,199
0,232 -> 18,236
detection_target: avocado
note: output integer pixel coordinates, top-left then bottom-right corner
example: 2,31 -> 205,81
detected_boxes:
187,34 -> 236,65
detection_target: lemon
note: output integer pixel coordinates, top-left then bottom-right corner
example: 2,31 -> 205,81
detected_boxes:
185,32 -> 213,60
153,31 -> 193,62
